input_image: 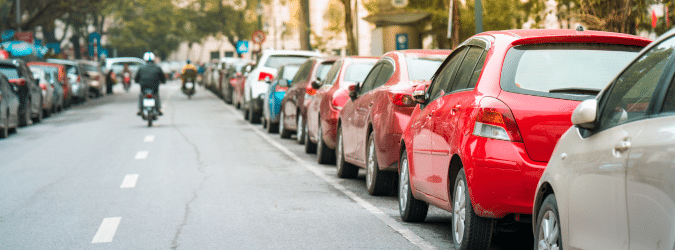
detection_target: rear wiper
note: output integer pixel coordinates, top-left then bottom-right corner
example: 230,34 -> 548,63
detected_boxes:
549,88 -> 600,96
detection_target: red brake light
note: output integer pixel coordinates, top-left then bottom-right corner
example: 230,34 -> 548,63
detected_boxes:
388,92 -> 415,107
40,83 -> 47,90
275,85 -> 288,92
9,79 -> 26,86
258,71 -> 274,81
77,76 -> 81,83
145,94 -> 153,98
473,97 -> 522,142
306,87 -> 316,96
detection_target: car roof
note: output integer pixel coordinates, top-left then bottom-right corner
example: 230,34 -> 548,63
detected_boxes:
46,59 -> 78,66
480,29 -> 652,47
262,49 -> 323,57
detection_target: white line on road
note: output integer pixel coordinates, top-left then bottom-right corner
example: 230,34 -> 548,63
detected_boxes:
225,106 -> 436,250
91,217 -> 122,243
135,151 -> 148,159
144,135 -> 155,142
120,174 -> 139,188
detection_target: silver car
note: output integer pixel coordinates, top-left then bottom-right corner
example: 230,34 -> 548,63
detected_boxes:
533,29 -> 675,250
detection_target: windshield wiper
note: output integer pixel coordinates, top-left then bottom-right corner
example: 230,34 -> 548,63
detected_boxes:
548,88 -> 600,96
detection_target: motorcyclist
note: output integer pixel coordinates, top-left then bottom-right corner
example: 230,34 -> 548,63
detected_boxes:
181,60 -> 197,90
135,52 -> 166,116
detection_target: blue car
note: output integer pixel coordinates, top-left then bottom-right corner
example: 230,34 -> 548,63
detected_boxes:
263,63 -> 301,134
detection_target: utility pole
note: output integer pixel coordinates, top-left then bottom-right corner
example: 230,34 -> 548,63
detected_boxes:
475,0 -> 483,34
354,0 -> 359,55
15,0 -> 20,31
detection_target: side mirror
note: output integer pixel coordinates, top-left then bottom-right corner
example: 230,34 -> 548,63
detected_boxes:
412,90 -> 427,104
265,76 -> 271,84
571,99 -> 597,129
311,80 -> 321,90
348,83 -> 360,100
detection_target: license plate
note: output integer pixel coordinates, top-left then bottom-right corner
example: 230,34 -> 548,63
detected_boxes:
186,82 -> 194,88
143,99 -> 155,107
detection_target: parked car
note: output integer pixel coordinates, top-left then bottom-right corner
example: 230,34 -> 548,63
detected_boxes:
30,67 -> 55,117
304,56 -> 378,164
244,49 -> 323,124
221,58 -> 252,104
533,29 -> 675,250
47,59 -> 88,103
334,50 -> 449,196
27,62 -> 71,108
42,68 -> 64,113
104,57 -> 145,79
0,74 -> 19,138
233,64 -> 252,110
0,59 -> 43,126
278,57 -> 336,143
78,60 -> 106,97
262,63 -> 302,134
397,29 -> 651,249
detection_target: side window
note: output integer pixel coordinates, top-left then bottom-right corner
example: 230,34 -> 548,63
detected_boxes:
428,47 -> 468,102
373,62 -> 394,90
291,61 -> 313,85
359,64 -> 382,94
447,46 -> 484,92
314,62 -> 333,81
598,37 -> 675,131
321,63 -> 341,86
467,52 -> 487,89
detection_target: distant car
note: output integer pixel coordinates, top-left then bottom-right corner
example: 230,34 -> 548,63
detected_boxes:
104,57 -> 146,78
278,57 -> 336,143
262,63 -> 302,134
0,74 -> 20,138
233,64 -> 252,110
78,60 -> 106,97
244,49 -> 323,124
304,56 -> 377,164
221,58 -> 252,104
533,29 -> 675,250
399,30 -> 650,249
27,62 -> 71,108
30,67 -> 55,117
0,59 -> 43,126
47,59 -> 88,103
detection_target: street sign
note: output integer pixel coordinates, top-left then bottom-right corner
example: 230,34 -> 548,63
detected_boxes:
236,40 -> 249,54
88,32 -> 102,58
252,31 -> 266,45
396,33 -> 408,50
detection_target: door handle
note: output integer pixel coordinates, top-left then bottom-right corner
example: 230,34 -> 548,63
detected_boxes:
613,138 -> 631,156
451,105 -> 460,115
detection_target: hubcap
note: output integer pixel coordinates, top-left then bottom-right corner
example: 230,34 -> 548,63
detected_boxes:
366,138 -> 376,189
538,210 -> 560,250
399,158 -> 409,211
297,115 -> 303,141
280,112 -> 284,132
317,125 -> 323,152
337,131 -> 343,166
453,179 -> 466,245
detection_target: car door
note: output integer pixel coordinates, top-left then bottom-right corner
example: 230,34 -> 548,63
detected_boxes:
343,64 -> 381,161
428,45 -> 486,200
410,47 -> 468,194
284,61 -> 312,129
624,36 -> 675,250
566,37 -> 675,250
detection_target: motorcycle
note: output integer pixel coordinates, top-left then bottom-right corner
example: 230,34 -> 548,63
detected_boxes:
123,72 -> 131,92
141,89 -> 158,127
183,78 -> 196,99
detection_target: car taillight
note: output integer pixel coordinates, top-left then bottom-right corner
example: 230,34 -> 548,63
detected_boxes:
275,85 -> 288,92
94,75 -> 100,81
472,97 -> 522,142
388,92 -> 415,107
77,76 -> 81,83
40,83 -> 47,90
145,94 -> 153,98
9,79 -> 25,86
306,87 -> 316,96
258,71 -> 274,81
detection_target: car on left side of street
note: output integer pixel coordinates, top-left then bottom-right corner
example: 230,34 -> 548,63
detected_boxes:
27,62 -> 71,109
78,60 -> 106,98
47,59 -> 89,103
263,63 -> 302,134
0,73 -> 20,138
30,67 -> 55,118
0,59 -> 43,126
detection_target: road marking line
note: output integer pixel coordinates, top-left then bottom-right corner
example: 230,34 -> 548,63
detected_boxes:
144,135 -> 155,142
120,174 -> 139,188
135,151 -> 148,159
91,217 -> 121,243
225,105 -> 436,250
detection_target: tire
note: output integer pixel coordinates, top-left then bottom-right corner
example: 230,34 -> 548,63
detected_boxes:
296,114 -> 305,144
398,148 -> 429,222
535,194 -> 562,250
19,101 -> 30,127
366,131 -> 397,196
304,124 -> 317,154
452,168 -> 494,250
336,126 -> 359,178
243,102 -> 250,120
32,98 -> 43,123
279,111 -> 291,138
148,118 -> 153,127
262,118 -> 267,129
248,102 -> 261,124
0,113 -> 8,138
267,120 -> 279,134
316,122 -> 335,164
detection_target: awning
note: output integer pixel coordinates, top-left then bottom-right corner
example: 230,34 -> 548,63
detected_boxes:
363,11 -> 430,26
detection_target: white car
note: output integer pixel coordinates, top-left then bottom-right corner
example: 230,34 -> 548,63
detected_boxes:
243,50 -> 322,123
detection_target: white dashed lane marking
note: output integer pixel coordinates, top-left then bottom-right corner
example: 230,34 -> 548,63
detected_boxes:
135,151 -> 148,159
120,174 -> 139,188
144,135 -> 155,142
91,217 -> 122,243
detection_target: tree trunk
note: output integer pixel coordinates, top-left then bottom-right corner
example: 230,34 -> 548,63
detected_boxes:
299,0 -> 311,50
343,0 -> 357,55
451,0 -> 460,49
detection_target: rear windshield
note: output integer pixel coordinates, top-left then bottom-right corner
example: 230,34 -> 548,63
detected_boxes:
264,55 -> 311,69
281,65 -> 300,80
82,64 -> 98,72
315,62 -> 334,80
406,56 -> 446,81
0,67 -> 19,79
501,44 -> 643,101
344,62 -> 375,82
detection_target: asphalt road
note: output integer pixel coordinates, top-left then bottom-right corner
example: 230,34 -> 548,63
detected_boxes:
0,80 -> 532,249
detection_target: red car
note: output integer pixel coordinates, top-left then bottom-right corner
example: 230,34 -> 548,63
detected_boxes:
279,57 -> 336,143
26,62 -> 71,108
398,29 -> 651,249
304,56 -> 378,163
335,50 -> 451,196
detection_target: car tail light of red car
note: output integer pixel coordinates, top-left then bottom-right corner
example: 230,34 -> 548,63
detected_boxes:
306,86 -> 316,96
388,92 -> 415,107
275,85 -> 288,92
9,78 -> 25,86
258,71 -> 274,81
145,93 -> 153,98
40,83 -> 47,91
472,97 -> 522,142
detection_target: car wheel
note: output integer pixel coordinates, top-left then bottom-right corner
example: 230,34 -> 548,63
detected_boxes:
336,126 -> 358,178
535,194 -> 562,250
296,114 -> 305,144
19,102 -> 30,127
398,148 -> 428,222
244,102 -> 250,120
0,113 -> 8,138
250,106 -> 261,124
366,131 -> 396,196
304,124 -> 317,154
316,123 -> 335,164
279,111 -> 291,138
32,105 -> 43,123
452,168 -> 494,250
262,117 -> 267,129
267,120 -> 279,134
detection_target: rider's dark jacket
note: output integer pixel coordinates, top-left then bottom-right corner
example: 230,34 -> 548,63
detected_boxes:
135,62 -> 166,91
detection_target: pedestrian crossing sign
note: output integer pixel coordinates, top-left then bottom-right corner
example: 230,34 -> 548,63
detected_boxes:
236,41 -> 249,54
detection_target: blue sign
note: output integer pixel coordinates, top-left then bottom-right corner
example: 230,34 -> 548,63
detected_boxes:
396,33 -> 408,50
88,32 -> 102,58
46,42 -> 61,54
100,48 -> 109,57
1,30 -> 14,41
34,39 -> 42,46
236,40 -> 249,54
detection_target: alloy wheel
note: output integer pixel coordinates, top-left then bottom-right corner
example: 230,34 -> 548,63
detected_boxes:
453,179 -> 466,245
399,157 -> 409,212
296,115 -> 304,144
538,211 -> 561,250
366,138 -> 376,190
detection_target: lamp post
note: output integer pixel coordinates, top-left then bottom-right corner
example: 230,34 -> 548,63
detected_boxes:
475,0 -> 483,34
15,0 -> 20,31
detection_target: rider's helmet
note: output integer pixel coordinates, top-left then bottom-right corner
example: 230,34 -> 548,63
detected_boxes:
143,52 -> 156,62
